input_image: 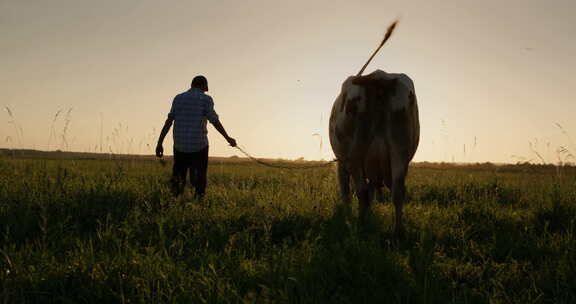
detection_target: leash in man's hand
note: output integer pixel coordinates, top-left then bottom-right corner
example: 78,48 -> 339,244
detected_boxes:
156,142 -> 336,169
233,145 -> 336,169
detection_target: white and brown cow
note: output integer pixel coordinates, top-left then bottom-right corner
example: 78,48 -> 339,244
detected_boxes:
329,69 -> 419,236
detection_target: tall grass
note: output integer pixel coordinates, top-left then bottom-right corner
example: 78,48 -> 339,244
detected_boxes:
4,107 -> 24,148
0,158 -> 575,303
5,107 -> 160,157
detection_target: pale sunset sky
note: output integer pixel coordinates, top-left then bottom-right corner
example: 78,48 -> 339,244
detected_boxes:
1,0 -> 575,163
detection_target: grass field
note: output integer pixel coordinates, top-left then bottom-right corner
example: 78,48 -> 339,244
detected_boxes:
1,156 -> 575,303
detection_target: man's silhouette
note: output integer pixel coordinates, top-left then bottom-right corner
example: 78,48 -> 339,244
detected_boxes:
156,75 -> 236,198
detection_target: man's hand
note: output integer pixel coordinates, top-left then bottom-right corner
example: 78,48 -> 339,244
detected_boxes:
156,117 -> 173,158
227,137 -> 237,147
156,144 -> 164,158
212,120 -> 237,148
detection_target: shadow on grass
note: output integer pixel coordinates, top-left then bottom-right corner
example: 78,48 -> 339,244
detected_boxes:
236,204 -> 466,304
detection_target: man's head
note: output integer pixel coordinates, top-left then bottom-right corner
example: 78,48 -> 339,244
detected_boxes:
191,75 -> 208,92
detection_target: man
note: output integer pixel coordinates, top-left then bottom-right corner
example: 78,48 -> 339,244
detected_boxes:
156,75 -> 236,198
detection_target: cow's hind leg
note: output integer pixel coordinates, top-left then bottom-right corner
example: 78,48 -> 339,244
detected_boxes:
392,177 -> 406,237
367,181 -> 381,205
391,161 -> 408,237
375,187 -> 385,203
350,169 -> 370,223
337,162 -> 352,204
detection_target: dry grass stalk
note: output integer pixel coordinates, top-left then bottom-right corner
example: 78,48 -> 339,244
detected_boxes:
5,107 -> 24,148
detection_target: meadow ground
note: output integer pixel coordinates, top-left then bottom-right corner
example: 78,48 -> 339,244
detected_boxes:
0,156 -> 575,303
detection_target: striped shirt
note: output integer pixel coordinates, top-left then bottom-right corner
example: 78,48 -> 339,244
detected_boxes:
168,88 -> 219,152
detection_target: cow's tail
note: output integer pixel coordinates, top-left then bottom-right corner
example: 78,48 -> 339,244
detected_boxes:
356,20 -> 398,77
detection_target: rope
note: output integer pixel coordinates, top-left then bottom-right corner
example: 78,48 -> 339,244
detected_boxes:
234,145 -> 337,169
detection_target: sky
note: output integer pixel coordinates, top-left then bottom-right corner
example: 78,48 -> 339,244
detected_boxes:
1,0 -> 575,163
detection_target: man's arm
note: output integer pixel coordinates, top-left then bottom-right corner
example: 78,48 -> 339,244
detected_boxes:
211,120 -> 236,147
204,96 -> 236,147
156,117 -> 173,157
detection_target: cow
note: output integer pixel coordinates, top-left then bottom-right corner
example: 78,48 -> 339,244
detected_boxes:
328,69 -> 419,236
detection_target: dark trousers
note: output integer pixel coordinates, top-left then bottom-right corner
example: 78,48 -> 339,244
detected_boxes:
172,146 -> 209,198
